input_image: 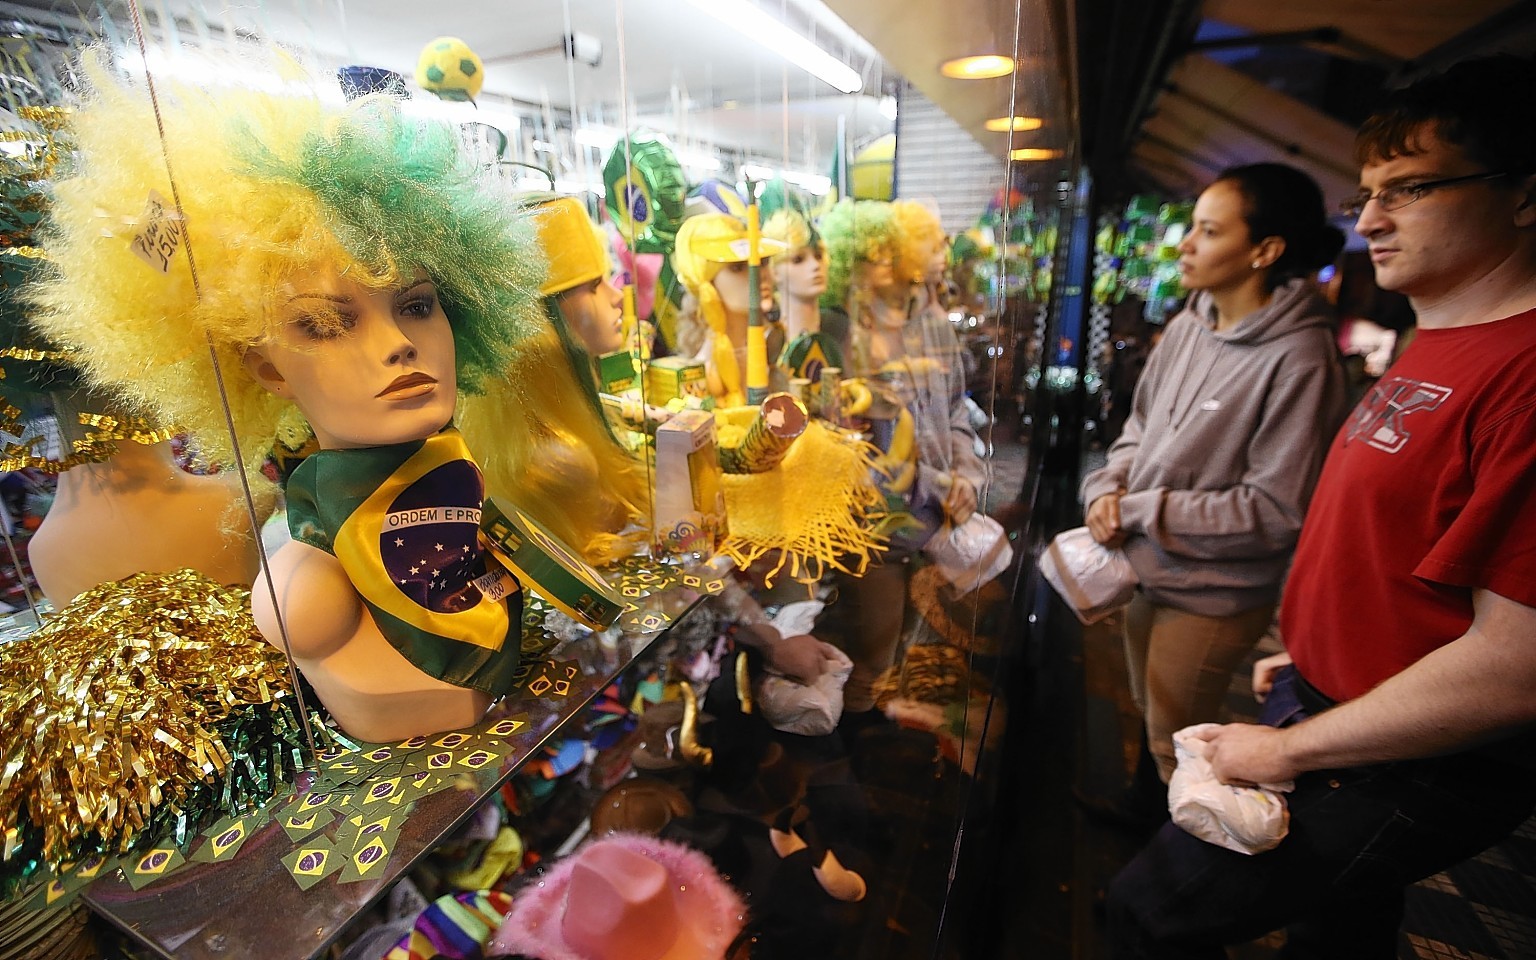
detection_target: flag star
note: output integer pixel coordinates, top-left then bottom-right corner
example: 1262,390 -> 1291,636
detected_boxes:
409,566 -> 419,575
431,569 -> 440,577
394,538 -> 404,547
462,545 -> 471,554
435,543 -> 445,552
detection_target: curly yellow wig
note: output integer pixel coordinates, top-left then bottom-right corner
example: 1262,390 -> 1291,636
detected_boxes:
29,49 -> 543,472
890,200 -> 946,286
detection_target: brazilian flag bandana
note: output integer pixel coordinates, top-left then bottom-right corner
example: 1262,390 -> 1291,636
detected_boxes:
778,331 -> 844,383
285,428 -> 522,696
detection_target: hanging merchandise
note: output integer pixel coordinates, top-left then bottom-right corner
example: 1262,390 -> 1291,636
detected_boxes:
1113,194 -> 1192,322
414,37 -> 485,102
602,129 -> 689,255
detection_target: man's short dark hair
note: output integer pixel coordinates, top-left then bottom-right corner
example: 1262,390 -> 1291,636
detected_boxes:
1355,54 -> 1536,174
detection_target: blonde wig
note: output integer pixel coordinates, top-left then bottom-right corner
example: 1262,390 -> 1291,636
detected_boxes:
890,200 -> 946,286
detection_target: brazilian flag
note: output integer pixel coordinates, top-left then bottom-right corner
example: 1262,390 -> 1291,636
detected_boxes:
285,429 -> 521,695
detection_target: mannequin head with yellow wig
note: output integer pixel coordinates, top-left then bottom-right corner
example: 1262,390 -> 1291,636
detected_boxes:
29,48 -> 542,470
460,196 -> 650,565
890,200 -> 947,290
817,199 -> 896,317
670,213 -> 783,407
29,49 -> 640,565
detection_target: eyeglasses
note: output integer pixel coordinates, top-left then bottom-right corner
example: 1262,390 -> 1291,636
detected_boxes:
1340,171 -> 1510,218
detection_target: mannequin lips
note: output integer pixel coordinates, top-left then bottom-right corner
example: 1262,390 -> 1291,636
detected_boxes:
377,372 -> 438,400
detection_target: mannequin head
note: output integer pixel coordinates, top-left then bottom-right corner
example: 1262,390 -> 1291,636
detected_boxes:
244,267 -> 457,449
670,213 -> 784,360
556,276 -> 625,356
30,49 -> 545,472
531,196 -> 626,355
891,200 -> 946,287
818,199 -> 896,314
764,209 -> 828,304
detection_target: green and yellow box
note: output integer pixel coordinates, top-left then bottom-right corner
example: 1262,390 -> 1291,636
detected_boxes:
644,356 -> 710,408
480,498 -> 623,631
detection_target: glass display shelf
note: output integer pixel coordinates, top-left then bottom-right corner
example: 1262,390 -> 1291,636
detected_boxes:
80,578 -> 706,960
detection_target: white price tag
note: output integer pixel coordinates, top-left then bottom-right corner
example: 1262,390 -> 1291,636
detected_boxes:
128,189 -> 184,274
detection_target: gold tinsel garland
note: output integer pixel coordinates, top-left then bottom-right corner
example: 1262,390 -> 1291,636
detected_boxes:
0,570 -> 296,871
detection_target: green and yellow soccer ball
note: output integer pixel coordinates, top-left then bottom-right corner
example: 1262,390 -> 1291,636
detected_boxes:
415,37 -> 484,102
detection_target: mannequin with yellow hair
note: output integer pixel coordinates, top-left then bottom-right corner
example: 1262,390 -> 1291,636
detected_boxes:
671,213 -> 784,407
763,208 -> 842,382
458,196 -> 650,566
29,50 -> 559,742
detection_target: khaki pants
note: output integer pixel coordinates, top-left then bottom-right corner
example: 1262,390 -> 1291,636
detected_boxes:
1123,592 -> 1275,782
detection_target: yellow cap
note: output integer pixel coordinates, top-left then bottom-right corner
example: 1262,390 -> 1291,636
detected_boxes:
533,197 -> 610,297
672,213 -> 788,295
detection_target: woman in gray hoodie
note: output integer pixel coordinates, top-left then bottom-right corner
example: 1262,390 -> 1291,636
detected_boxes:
1081,164 -> 1351,800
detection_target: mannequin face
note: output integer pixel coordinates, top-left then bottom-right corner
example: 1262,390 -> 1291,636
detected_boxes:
1177,179 -> 1276,294
776,244 -> 827,303
711,260 -> 775,315
855,254 -> 897,300
924,241 -> 949,286
558,275 -> 626,355
244,264 -> 457,450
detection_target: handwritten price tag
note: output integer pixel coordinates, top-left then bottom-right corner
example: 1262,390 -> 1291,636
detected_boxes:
128,189 -> 183,274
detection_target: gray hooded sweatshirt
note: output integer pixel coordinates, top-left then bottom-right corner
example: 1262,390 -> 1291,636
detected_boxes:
1081,277 -> 1349,617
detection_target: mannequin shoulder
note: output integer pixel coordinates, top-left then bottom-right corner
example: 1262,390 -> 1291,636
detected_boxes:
251,540 -> 365,659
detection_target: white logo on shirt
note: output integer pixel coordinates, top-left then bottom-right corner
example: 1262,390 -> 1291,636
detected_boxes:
1344,377 -> 1453,454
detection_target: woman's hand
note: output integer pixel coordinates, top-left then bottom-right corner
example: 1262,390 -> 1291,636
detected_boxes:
944,476 -> 978,525
1252,650 -> 1293,704
1085,491 -> 1126,547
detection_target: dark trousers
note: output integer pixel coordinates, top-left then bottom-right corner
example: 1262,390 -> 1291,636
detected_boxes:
1105,666 -> 1536,959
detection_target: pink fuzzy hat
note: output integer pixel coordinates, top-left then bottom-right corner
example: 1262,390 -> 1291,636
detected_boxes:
488,833 -> 746,960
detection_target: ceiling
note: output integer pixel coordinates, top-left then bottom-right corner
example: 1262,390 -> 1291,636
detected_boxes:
1079,0 -> 1536,213
5,0 -> 1532,212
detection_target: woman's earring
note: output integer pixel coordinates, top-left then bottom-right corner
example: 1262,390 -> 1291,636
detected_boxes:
1251,261 -> 1263,269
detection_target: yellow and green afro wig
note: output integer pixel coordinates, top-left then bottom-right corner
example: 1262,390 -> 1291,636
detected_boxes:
816,198 -> 894,313
28,48 -> 545,471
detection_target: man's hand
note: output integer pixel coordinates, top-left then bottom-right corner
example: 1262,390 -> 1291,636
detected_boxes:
1189,722 -> 1301,786
1085,491 -> 1126,547
1252,650 -> 1293,704
761,633 -> 841,684
944,476 -> 978,525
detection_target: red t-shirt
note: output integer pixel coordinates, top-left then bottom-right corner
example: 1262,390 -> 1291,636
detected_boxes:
1284,310 -> 1536,702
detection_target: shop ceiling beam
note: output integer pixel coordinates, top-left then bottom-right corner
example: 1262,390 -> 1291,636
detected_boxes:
1139,132 -> 1227,175
1392,0 -> 1536,85
1188,27 -> 1401,71
1163,83 -> 1359,181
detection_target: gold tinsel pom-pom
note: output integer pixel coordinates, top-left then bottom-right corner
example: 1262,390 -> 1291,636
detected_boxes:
0,570 -> 292,867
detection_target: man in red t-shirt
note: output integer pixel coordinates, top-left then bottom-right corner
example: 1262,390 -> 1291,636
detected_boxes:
1107,55 -> 1536,959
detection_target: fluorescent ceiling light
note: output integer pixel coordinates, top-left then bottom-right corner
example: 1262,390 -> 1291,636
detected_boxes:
985,115 -> 1043,132
879,96 -> 898,121
680,0 -> 862,94
1010,148 -> 1063,161
940,55 -> 1015,79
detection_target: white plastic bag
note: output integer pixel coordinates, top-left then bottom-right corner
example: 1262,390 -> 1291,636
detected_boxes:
749,600 -> 854,737
756,645 -> 854,737
1168,724 -> 1294,855
1038,526 -> 1137,624
924,513 -> 1013,594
